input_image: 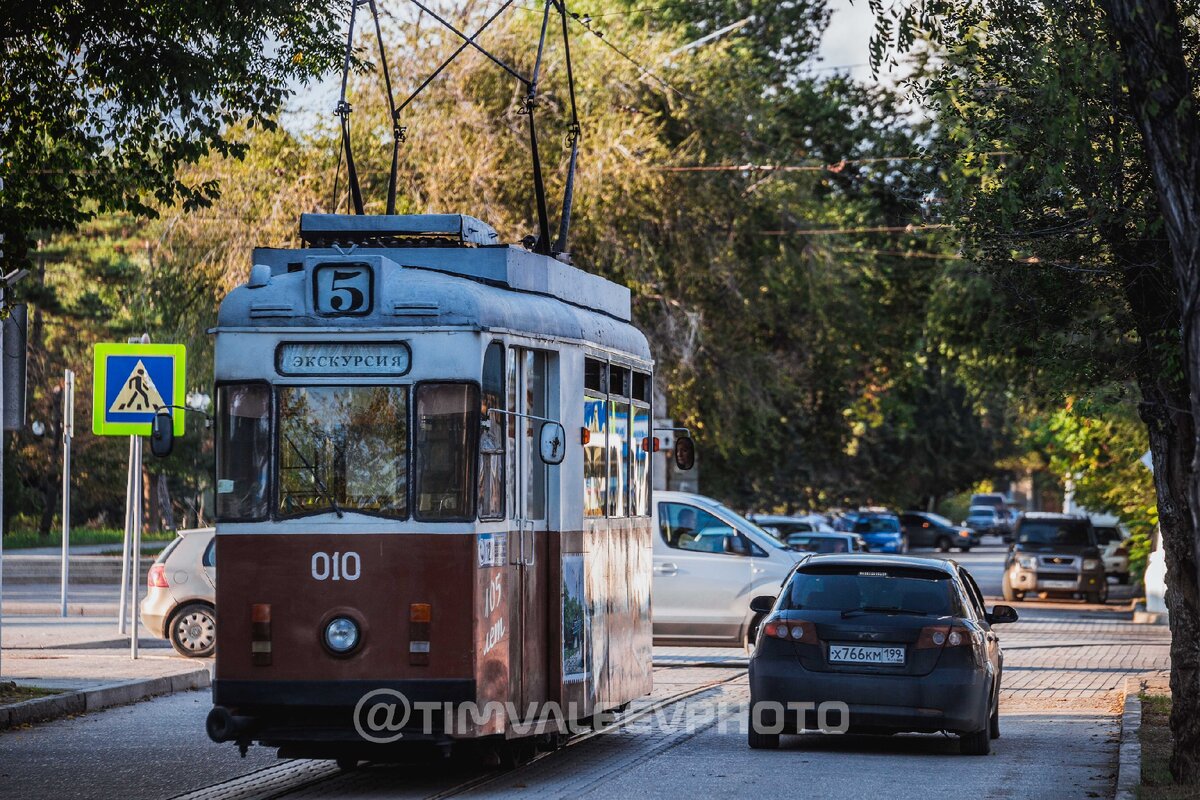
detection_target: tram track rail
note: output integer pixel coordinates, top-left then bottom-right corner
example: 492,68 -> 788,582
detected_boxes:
170,668 -> 747,800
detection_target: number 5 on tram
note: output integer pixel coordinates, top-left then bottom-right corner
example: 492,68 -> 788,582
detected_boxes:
199,213 -> 693,763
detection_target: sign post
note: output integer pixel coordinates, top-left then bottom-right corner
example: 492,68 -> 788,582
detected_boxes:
59,369 -> 74,617
93,339 -> 185,658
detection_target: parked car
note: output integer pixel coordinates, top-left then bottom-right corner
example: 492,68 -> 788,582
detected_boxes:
963,505 -> 1004,537
747,514 -> 835,541
141,527 -> 216,657
899,511 -> 979,552
747,553 -> 1017,753
970,492 -> 1008,509
834,510 -> 908,553
1094,524 -> 1132,584
653,491 -> 803,647
1003,513 -> 1108,603
786,532 -> 868,553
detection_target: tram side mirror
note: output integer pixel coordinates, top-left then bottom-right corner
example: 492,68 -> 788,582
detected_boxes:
150,408 -> 174,458
539,421 -> 566,465
674,435 -> 696,471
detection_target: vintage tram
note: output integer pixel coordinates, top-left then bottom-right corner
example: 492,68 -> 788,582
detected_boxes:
200,212 -> 686,763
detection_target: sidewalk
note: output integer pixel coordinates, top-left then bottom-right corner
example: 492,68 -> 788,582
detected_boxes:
0,615 -> 210,729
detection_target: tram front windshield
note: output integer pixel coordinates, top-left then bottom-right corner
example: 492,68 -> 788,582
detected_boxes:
216,382 -> 483,522
278,386 -> 409,518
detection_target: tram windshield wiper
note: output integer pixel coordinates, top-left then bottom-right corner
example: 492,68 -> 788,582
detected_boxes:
282,432 -> 344,519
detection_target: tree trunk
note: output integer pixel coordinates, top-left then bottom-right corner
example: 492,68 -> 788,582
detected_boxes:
1103,0 -> 1200,783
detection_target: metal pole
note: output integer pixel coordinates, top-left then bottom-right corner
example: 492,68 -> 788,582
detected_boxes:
130,434 -> 142,659
0,287 -> 5,678
118,435 -> 135,634
60,369 -> 73,617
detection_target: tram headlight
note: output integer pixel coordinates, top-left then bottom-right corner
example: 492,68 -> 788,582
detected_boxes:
324,617 -> 360,654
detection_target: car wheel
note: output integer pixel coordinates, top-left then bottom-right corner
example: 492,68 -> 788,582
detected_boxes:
169,603 -> 216,658
1087,582 -> 1109,605
748,702 -> 781,750
960,727 -> 990,755
936,536 -> 952,553
1002,579 -> 1018,603
958,545 -> 972,553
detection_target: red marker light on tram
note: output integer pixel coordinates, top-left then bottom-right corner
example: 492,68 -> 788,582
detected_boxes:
410,603 -> 431,666
251,603 -> 272,666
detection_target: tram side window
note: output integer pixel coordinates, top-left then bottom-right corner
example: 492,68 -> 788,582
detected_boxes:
479,343 -> 505,521
415,383 -> 481,521
216,384 -> 271,521
583,396 -> 607,518
631,394 -> 651,516
608,367 -> 630,517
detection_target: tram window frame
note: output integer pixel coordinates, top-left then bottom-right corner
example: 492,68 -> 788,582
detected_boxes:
479,342 -> 506,521
275,383 -> 411,521
583,357 -> 650,519
413,380 -> 482,523
214,381 -> 273,523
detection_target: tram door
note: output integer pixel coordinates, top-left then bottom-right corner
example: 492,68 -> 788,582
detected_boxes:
509,348 -> 548,710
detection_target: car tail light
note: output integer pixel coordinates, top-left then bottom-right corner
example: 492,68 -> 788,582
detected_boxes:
917,624 -> 972,648
762,617 -> 816,641
147,564 -> 169,588
251,603 -> 272,666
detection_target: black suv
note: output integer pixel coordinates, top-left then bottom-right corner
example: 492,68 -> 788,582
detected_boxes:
1003,513 -> 1108,603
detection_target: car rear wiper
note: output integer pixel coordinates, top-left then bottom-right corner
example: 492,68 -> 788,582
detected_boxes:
841,606 -> 930,618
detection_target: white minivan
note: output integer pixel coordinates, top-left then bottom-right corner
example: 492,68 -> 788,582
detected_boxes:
652,490 -> 803,647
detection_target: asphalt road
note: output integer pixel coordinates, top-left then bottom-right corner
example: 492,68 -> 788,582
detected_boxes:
0,544 -> 1157,800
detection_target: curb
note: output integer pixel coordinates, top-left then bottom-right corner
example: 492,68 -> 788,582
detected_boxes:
0,668 -> 210,731
1114,675 -> 1143,800
2,602 -> 121,617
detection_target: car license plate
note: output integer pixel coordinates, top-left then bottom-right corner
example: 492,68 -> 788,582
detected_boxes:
1041,579 -> 1076,589
829,644 -> 905,665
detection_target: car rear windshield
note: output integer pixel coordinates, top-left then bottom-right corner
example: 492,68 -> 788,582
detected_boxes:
853,516 -> 900,533
1094,526 -> 1123,544
1018,519 -> 1093,547
789,536 -> 848,553
781,565 -> 958,616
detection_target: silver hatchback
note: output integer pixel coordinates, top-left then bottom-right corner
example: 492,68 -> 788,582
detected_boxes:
141,527 -> 216,657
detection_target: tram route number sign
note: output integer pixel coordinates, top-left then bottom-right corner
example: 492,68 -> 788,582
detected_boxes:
92,343 -> 187,436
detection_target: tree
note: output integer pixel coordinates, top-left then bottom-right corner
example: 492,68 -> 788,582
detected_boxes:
0,2 -> 345,272
871,0 -> 1200,780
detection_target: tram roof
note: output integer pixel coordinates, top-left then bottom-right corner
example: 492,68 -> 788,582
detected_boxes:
216,215 -> 650,359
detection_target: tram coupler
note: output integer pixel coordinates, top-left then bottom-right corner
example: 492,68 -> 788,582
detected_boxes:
206,706 -> 254,744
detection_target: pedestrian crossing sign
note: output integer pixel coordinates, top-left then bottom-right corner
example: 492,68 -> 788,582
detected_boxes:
92,343 -> 187,436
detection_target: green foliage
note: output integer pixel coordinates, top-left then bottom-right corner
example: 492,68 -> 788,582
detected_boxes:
0,2 -> 345,271
1024,395 -> 1157,574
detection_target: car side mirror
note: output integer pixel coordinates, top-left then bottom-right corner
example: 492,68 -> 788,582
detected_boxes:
987,604 -> 1019,624
150,407 -> 174,458
750,595 -> 775,613
724,534 -> 750,556
539,421 -> 566,465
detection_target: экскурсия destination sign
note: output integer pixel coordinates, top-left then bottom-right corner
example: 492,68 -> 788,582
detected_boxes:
275,342 -> 411,376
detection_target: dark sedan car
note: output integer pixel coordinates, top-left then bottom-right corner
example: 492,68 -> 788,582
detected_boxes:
747,554 -> 1017,754
899,511 -> 979,552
